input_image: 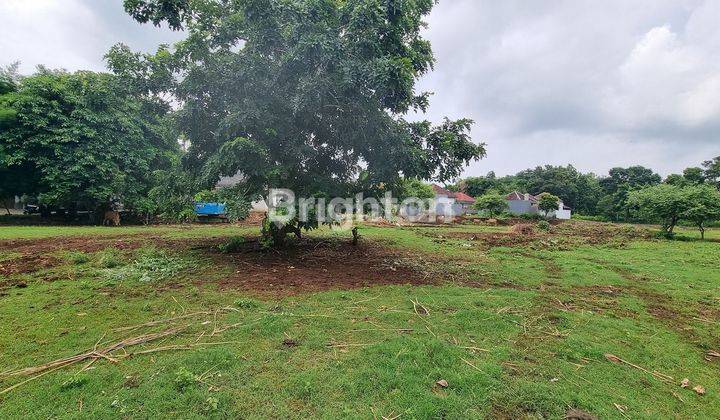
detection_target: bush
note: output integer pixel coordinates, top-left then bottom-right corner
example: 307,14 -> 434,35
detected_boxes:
174,367 -> 200,391
536,220 -> 551,231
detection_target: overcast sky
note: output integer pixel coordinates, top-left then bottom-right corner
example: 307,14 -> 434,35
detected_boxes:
1,0 -> 719,177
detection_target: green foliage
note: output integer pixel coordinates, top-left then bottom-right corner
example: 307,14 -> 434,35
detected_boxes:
97,249 -> 123,269
537,193 -> 560,217
703,156 -> 720,188
514,165 -> 602,214
394,178 -> 435,202
124,0 -> 189,30
234,298 -> 261,309
536,220 -> 551,231
0,69 -> 177,211
474,193 -> 507,217
217,236 -> 246,253
458,171 -> 499,197
147,165 -> 196,222
112,0 -> 486,246
67,251 -> 90,265
627,184 -> 688,233
105,247 -> 189,282
681,184 -> 720,239
195,185 -> 253,222
173,367 -> 201,392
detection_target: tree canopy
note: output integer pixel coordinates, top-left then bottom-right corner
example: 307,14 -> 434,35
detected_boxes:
703,156 -> 720,188
112,0 -> 485,243
474,193 -> 507,218
627,184 -> 687,234
0,69 -> 177,213
537,193 -> 560,217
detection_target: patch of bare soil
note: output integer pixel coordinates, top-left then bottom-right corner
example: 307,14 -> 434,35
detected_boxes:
201,239 -> 437,296
0,254 -> 61,276
421,230 -> 539,249
553,221 -> 654,245
585,258 -> 720,350
0,235 -> 145,255
416,220 -> 653,251
550,285 -> 635,316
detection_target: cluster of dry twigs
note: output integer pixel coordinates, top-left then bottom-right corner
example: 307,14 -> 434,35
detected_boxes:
0,308 -> 245,396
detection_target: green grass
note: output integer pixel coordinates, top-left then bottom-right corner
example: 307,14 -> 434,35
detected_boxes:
0,222 -> 718,418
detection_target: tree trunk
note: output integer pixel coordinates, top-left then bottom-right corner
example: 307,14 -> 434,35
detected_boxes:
699,223 -> 705,240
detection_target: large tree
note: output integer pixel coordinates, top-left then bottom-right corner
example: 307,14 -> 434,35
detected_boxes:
626,184 -> 687,234
537,193 -> 560,218
112,0 -> 485,244
682,184 -> 720,239
0,69 -> 177,215
511,165 -> 602,214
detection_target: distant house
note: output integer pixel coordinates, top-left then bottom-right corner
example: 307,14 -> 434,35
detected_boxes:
432,184 -> 476,216
505,191 -> 571,220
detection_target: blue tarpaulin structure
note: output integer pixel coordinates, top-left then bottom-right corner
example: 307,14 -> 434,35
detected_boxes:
194,202 -> 226,217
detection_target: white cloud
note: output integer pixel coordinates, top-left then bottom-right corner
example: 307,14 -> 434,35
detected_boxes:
414,0 -> 720,176
0,0 -> 183,74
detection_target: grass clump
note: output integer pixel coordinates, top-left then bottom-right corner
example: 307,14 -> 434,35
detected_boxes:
66,251 -> 90,265
218,236 -> 246,253
97,249 -> 123,269
174,367 -> 202,392
234,298 -> 261,309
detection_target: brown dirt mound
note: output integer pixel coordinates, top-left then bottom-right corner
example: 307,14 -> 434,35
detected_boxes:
204,239 -> 435,296
511,223 -> 535,235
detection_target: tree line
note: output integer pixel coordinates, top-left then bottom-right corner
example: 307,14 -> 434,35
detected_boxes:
457,160 -> 720,237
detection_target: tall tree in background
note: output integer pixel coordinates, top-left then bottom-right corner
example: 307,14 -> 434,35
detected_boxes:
597,166 -> 661,221
512,165 -> 602,214
703,156 -> 720,188
0,69 -> 177,215
459,172 -> 500,197
113,0 -> 485,245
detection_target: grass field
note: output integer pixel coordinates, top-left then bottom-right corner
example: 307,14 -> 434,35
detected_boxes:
0,220 -> 718,418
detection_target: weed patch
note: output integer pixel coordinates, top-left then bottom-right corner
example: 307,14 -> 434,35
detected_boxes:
104,248 -> 192,283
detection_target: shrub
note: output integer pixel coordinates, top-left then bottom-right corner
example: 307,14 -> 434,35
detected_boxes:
536,220 -> 551,231
474,193 -> 507,217
174,367 -> 200,391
